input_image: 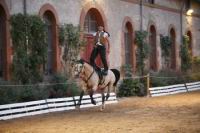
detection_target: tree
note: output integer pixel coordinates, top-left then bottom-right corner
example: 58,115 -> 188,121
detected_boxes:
59,24 -> 85,77
11,14 -> 47,84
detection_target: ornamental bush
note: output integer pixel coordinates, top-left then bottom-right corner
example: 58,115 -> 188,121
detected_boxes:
59,24 -> 85,77
135,31 -> 149,75
180,35 -> 192,72
10,13 -> 47,84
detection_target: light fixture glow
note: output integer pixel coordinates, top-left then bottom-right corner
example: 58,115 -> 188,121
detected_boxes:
186,9 -> 194,16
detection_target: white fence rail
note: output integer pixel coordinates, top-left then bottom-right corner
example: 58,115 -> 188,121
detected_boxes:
0,93 -> 117,120
150,81 -> 200,97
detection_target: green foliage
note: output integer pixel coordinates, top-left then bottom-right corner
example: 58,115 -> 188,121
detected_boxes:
122,64 -> 133,77
150,70 -> 187,87
160,35 -> 172,69
10,13 -> 47,84
189,57 -> 200,81
49,73 -> 81,98
0,84 -> 49,105
135,31 -> 149,75
120,65 -> 146,97
193,56 -> 200,64
49,73 -> 68,98
180,35 -> 192,72
118,79 -> 144,97
0,76 -> 81,105
59,24 -> 85,77
160,35 -> 172,57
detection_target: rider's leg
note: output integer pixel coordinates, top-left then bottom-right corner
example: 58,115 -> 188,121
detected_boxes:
99,45 -> 108,75
90,46 -> 98,69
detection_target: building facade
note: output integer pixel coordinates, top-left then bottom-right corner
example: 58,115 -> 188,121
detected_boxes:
0,0 -> 200,80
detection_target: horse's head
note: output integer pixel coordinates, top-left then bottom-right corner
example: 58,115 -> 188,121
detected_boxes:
74,59 -> 94,80
73,59 -> 85,78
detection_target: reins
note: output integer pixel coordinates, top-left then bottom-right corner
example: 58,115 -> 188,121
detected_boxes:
85,68 -> 95,83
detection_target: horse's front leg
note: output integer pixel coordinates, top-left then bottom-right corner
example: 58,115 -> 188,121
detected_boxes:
89,90 -> 96,105
77,90 -> 84,108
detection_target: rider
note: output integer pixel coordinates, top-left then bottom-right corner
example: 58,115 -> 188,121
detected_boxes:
90,26 -> 110,75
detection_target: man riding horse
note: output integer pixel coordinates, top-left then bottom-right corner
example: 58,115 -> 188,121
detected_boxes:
90,26 -> 110,75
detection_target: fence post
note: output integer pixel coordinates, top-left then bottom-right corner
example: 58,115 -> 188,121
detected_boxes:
146,73 -> 151,97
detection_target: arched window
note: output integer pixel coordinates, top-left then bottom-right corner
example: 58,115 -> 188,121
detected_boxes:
170,28 -> 176,70
84,10 -> 97,34
149,25 -> 157,71
124,22 -> 133,69
43,11 -> 55,75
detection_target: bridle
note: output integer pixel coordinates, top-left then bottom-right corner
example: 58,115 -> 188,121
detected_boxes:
75,63 -> 84,76
75,63 -> 95,83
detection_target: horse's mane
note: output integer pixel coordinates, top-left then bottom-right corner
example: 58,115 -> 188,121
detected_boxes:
79,59 -> 91,66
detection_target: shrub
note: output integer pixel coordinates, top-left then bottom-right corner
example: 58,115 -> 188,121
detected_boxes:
180,35 -> 192,72
59,24 -> 85,77
135,30 -> 149,75
118,79 -> 144,97
10,13 -> 47,84
48,73 -> 81,98
150,70 -> 187,87
0,75 -> 81,105
160,35 -> 172,69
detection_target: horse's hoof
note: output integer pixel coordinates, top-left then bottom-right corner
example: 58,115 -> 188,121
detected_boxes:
106,94 -> 110,101
75,105 -> 80,110
100,105 -> 105,111
91,100 -> 96,105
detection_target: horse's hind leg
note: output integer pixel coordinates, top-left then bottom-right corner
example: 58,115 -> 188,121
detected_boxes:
101,92 -> 105,111
106,84 -> 111,101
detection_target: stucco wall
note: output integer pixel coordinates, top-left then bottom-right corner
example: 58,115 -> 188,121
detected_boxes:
3,0 -> 200,71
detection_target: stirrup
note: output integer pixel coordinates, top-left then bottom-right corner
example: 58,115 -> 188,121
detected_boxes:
102,70 -> 108,75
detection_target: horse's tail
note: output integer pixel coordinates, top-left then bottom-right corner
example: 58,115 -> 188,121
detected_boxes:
110,69 -> 120,86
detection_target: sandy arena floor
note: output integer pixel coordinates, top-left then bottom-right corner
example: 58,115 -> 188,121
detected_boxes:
0,91 -> 200,133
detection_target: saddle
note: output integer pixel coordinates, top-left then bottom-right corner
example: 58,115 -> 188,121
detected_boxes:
93,66 -> 106,85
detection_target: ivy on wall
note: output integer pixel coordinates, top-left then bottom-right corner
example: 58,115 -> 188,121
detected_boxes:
180,35 -> 192,72
135,30 -> 149,75
59,24 -> 84,77
10,13 -> 47,84
160,35 -> 172,68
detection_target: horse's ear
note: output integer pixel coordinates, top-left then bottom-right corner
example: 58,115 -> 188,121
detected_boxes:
77,59 -> 85,64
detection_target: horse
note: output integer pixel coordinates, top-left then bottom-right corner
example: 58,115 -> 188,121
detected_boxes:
74,59 -> 120,110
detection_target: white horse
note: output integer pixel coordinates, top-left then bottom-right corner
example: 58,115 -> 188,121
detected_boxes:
74,59 -> 120,110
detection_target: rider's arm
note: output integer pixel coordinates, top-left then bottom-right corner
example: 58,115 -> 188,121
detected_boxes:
104,32 -> 110,53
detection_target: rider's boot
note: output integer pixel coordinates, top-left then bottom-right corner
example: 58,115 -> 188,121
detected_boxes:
102,69 -> 108,75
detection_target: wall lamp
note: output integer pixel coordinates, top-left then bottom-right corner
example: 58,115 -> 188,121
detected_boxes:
186,9 -> 194,16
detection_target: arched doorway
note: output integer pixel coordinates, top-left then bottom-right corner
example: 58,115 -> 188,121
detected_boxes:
124,22 -> 134,71
81,8 -> 106,67
39,4 -> 60,75
170,28 -> 176,70
149,25 -> 157,71
0,1 -> 11,80
43,11 -> 55,75
0,5 -> 6,78
186,31 -> 192,56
